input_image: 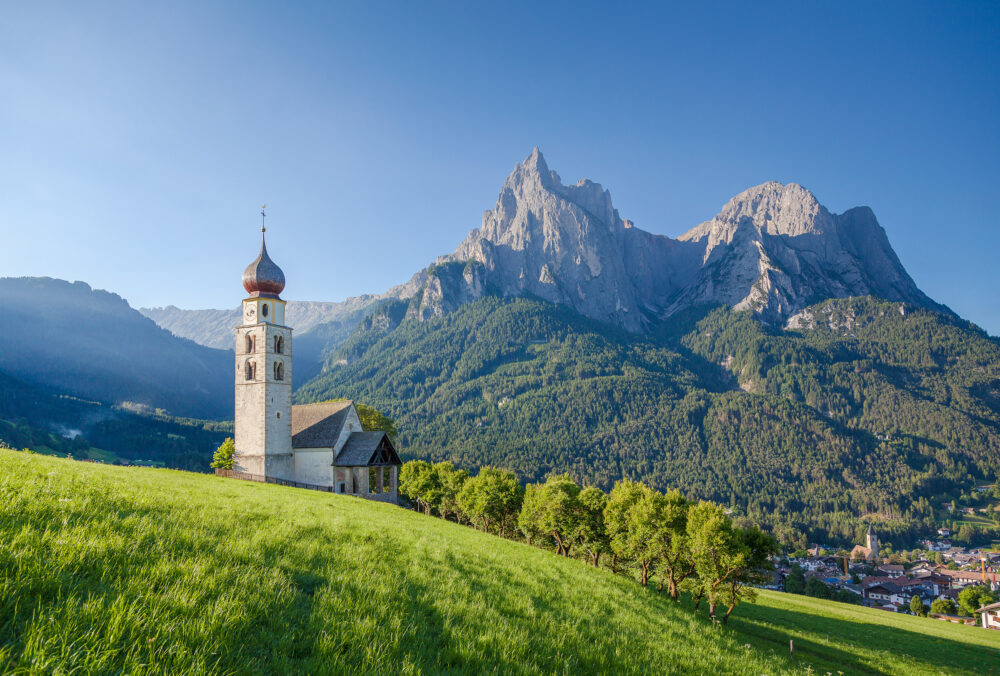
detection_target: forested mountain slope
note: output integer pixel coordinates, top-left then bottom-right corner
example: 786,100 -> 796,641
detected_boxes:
296,295 -> 1000,547
0,277 -> 232,418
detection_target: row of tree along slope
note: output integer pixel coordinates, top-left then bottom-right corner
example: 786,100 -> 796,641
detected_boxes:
399,460 -> 779,623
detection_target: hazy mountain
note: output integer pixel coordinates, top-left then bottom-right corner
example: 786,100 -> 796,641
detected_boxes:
0,277 -> 232,419
139,298 -> 381,350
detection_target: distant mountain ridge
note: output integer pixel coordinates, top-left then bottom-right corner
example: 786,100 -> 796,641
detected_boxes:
139,298 -> 379,350
0,277 -> 232,419
145,149 -> 946,347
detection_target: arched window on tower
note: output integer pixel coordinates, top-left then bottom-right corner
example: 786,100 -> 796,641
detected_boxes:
274,361 -> 284,381
274,335 -> 284,354
245,360 -> 255,381
246,334 -> 254,353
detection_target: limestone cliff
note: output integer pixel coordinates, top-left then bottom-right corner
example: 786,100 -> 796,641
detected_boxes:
424,149 -> 943,331
669,182 -> 944,321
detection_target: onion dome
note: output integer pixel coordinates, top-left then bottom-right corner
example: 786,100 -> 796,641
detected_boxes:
242,231 -> 285,298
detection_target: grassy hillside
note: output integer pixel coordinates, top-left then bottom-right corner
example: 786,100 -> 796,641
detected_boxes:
296,295 -> 1000,548
2,451 -> 997,675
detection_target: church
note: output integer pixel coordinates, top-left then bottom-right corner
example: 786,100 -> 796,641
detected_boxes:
229,220 -> 401,503
850,524 -> 880,563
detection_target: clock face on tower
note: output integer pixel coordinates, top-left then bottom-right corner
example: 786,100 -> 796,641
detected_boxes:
244,304 -> 256,323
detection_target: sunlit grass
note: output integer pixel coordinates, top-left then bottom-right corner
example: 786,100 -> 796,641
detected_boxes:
1,450 -> 997,675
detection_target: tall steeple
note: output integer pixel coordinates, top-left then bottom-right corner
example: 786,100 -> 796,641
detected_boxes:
232,208 -> 294,480
866,524 -> 878,553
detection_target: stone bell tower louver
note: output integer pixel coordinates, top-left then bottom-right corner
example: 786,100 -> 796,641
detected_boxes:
233,207 -> 293,479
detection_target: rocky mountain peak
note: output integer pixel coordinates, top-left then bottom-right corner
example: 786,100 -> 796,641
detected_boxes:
430,152 -> 944,330
679,181 -> 833,256
505,146 -> 556,191
426,149 -> 646,331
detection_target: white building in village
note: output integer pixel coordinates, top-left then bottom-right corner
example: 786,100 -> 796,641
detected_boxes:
229,218 -> 401,502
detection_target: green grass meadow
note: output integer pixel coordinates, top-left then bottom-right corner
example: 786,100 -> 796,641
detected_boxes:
1,450 -> 998,675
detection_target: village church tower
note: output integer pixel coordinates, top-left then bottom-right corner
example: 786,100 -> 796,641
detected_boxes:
226,208 -> 401,501
233,211 -> 293,478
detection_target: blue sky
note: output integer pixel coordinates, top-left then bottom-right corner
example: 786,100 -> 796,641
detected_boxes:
1,1 -> 998,333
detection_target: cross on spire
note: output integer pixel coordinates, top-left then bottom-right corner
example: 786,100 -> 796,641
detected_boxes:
260,204 -> 267,233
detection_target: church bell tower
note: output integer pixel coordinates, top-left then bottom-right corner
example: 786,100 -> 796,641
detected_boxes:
866,524 -> 879,556
233,207 -> 293,479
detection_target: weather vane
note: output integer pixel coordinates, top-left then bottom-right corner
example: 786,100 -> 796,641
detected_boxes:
260,204 -> 267,233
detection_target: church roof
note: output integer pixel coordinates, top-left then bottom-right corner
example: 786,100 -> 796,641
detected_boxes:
335,431 -> 401,467
291,401 -> 354,448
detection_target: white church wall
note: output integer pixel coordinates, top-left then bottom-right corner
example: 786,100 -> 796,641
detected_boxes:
294,448 -> 334,487
333,406 -> 364,455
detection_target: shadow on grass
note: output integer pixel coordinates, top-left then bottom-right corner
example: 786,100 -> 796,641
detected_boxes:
726,598 -> 999,676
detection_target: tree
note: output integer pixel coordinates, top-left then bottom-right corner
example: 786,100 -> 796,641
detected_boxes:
576,486 -> 609,567
399,460 -> 439,515
958,585 -> 997,620
804,576 -> 831,599
909,595 -> 927,617
604,480 -> 646,576
686,501 -> 742,619
352,401 -> 400,439
784,564 -> 806,594
605,481 -> 664,586
929,597 -> 958,615
518,484 -> 545,545
210,437 -> 234,469
517,474 -> 582,555
652,490 -> 695,600
457,467 -> 523,536
956,524 -> 978,546
434,462 -> 469,522
718,526 -> 779,623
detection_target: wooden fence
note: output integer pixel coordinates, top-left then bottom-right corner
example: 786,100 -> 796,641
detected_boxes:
214,468 -> 333,492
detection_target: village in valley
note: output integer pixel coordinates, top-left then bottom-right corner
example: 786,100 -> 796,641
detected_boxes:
772,511 -> 1000,629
